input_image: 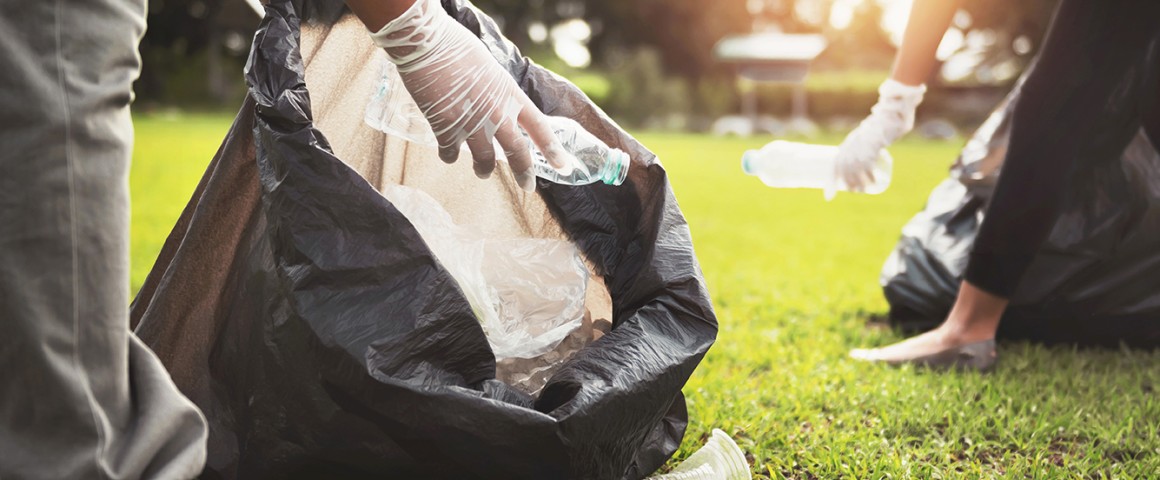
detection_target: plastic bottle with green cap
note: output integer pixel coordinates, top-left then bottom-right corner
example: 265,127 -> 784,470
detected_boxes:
527,116 -> 630,186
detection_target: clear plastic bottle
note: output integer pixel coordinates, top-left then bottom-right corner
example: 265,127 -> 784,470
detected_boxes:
741,140 -> 892,199
365,60 -> 440,146
527,116 -> 630,186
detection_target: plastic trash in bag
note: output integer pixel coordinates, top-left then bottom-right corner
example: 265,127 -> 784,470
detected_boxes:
382,183 -> 588,362
881,64 -> 1160,347
382,183 -> 599,394
129,0 -> 718,478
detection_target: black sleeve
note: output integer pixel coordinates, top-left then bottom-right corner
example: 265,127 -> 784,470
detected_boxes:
966,0 -> 1160,297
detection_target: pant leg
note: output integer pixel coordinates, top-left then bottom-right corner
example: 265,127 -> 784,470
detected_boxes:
0,1 -> 207,478
965,0 -> 1160,297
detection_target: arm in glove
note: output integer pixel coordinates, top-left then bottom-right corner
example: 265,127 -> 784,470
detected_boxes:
833,79 -> 925,193
366,0 -> 572,191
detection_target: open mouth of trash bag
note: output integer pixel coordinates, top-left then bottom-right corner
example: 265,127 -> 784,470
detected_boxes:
380,181 -> 602,394
130,1 -> 717,478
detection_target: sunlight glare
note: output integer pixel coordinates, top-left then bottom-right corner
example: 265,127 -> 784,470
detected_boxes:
551,19 -> 593,68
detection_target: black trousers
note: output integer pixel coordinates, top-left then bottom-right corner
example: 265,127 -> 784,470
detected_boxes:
966,0 -> 1160,297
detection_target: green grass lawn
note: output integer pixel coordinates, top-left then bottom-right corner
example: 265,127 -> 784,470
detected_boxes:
132,114 -> 1160,478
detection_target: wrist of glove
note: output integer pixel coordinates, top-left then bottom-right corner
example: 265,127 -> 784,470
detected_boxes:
833,79 -> 925,195
371,0 -> 465,72
369,0 -> 572,190
867,78 -> 926,143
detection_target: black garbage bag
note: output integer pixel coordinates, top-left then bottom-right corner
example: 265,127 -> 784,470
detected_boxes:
129,1 -> 716,478
881,74 -> 1160,347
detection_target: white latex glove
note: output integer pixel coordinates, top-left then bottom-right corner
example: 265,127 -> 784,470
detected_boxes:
834,79 -> 926,193
370,0 -> 573,191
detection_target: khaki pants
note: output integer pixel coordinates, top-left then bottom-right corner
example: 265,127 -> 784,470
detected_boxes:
0,0 -> 207,478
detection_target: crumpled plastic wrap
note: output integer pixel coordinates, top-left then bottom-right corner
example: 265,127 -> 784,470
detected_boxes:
382,183 -> 589,368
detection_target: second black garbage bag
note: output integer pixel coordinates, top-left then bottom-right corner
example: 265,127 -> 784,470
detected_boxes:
881,65 -> 1160,347
130,1 -> 717,478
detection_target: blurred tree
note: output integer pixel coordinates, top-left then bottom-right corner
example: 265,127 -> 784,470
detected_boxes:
603,48 -> 692,126
475,0 -> 750,79
471,0 -> 557,51
961,0 -> 1059,55
810,0 -> 1062,84
813,0 -> 896,71
587,0 -> 751,79
960,0 -> 1062,62
361,0 -> 1058,82
138,0 -> 258,106
930,0 -> 1061,86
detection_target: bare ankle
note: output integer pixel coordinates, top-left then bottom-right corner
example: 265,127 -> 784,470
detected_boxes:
937,281 -> 1008,343
937,316 -> 996,344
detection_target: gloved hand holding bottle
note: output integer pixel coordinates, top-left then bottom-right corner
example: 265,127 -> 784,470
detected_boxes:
348,0 -> 575,191
832,0 -> 953,194
740,80 -> 919,199
833,79 -> 925,193
743,78 -> 922,199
